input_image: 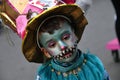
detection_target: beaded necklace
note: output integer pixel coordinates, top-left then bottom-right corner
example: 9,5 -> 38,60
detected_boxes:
50,50 -> 87,77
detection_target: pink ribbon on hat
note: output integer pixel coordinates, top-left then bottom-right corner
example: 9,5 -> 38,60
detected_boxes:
63,0 -> 76,4
16,3 -> 43,39
16,0 -> 76,39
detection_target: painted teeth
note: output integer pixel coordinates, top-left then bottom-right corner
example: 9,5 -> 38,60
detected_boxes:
62,50 -> 65,54
66,49 -> 69,52
70,48 -> 72,51
59,53 -> 62,56
54,47 -> 76,60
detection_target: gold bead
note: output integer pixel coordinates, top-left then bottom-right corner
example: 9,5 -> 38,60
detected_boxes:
51,69 -> 54,72
49,64 -> 52,66
63,73 -> 68,77
69,71 -> 72,74
84,59 -> 87,63
57,71 -> 61,75
78,67 -> 81,71
73,70 -> 77,75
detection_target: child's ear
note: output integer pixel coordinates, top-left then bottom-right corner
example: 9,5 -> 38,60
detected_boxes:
41,48 -> 51,58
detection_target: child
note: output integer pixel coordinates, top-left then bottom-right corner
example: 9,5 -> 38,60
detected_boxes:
0,0 -> 110,80
21,3 -> 110,80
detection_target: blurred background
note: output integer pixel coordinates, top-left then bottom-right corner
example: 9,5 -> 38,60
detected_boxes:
0,0 -> 120,80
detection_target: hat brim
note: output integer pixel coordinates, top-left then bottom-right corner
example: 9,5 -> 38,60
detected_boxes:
22,4 -> 88,63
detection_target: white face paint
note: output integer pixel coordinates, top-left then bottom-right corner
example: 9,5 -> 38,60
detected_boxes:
39,21 -> 78,63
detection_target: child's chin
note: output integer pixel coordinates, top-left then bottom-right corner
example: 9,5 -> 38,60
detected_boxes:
59,56 -> 76,63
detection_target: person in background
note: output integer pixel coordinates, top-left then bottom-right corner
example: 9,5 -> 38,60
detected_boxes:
111,0 -> 120,43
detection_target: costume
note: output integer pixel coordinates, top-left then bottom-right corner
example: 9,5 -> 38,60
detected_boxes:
36,50 -> 109,80
0,0 -> 110,80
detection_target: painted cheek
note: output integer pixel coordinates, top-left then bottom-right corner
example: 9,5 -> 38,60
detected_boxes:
67,41 -> 74,47
71,34 -> 77,42
65,37 -> 75,47
71,39 -> 76,46
47,48 -> 60,56
47,49 -> 53,55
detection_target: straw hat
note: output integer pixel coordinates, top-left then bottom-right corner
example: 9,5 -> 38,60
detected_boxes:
22,1 -> 88,63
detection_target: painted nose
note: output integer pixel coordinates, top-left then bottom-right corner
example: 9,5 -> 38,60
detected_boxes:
61,46 -> 67,50
58,41 -> 67,50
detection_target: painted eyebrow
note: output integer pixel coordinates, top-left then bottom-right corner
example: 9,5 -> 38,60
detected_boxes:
61,31 -> 71,36
45,29 -> 71,44
45,39 -> 55,45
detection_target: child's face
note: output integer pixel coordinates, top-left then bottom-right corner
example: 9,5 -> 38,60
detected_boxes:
39,21 -> 78,63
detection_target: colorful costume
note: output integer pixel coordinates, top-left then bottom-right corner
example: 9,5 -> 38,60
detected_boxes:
0,0 -> 110,80
36,50 -> 109,80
